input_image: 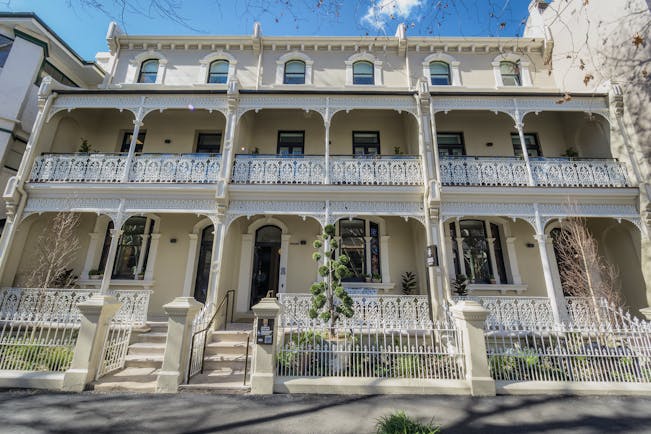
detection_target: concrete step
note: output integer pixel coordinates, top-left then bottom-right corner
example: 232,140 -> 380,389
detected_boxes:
131,332 -> 168,344
203,354 -> 251,370
127,342 -> 166,356
210,330 -> 251,343
93,367 -> 158,393
224,322 -> 254,332
125,354 -> 164,368
205,341 -> 251,356
181,371 -> 250,394
146,321 -> 168,333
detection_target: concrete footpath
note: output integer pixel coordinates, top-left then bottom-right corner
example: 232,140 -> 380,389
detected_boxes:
0,390 -> 650,433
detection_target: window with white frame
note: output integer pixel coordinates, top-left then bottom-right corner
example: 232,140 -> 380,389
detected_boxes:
138,59 -> 159,84
208,60 -> 229,84
449,219 -> 507,284
339,219 -> 381,282
429,61 -> 451,85
352,61 -> 374,85
283,60 -> 306,84
500,61 -> 521,86
98,216 -> 155,279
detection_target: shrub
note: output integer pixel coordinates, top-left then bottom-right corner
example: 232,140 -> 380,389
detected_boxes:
376,411 -> 441,434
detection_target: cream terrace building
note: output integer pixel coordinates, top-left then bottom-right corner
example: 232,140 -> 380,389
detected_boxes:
0,1 -> 649,392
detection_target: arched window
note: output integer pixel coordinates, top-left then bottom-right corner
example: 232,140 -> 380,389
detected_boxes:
449,220 -> 507,284
352,61 -> 374,85
99,216 -> 155,279
339,219 -> 381,282
138,59 -> 159,84
283,60 -> 306,84
500,61 -> 521,86
208,60 -> 229,84
429,61 -> 451,85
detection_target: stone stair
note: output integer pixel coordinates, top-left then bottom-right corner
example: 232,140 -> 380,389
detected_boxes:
180,322 -> 253,393
92,321 -> 167,392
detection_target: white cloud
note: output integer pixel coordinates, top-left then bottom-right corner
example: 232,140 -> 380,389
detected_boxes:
361,0 -> 422,32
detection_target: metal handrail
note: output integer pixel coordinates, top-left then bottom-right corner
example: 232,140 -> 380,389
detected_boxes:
242,334 -> 251,386
186,289 -> 235,382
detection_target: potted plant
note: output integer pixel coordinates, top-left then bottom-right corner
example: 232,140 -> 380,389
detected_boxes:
452,274 -> 469,296
401,271 -> 417,295
78,138 -> 92,153
371,272 -> 382,283
489,274 -> 496,284
561,147 -> 579,159
364,274 -> 372,283
251,147 -> 260,155
393,146 -> 403,155
88,269 -> 102,280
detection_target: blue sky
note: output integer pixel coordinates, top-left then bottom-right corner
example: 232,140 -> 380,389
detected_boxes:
1,0 -> 531,60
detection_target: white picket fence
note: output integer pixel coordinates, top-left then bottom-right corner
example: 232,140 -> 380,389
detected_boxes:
276,318 -> 464,380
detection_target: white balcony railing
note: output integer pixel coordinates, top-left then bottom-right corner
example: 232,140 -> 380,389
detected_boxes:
30,153 -> 222,184
231,155 -> 423,186
440,156 -> 630,188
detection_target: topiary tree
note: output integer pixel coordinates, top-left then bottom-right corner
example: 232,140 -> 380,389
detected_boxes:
309,224 -> 354,336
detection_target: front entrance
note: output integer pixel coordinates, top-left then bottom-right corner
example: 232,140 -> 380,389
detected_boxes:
250,225 -> 281,308
194,225 -> 214,304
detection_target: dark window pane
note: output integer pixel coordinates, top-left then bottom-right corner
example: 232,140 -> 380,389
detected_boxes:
284,60 -> 306,84
459,220 -> 492,284
98,221 -> 114,275
340,219 -> 366,281
353,61 -> 374,85
138,59 -> 159,83
369,222 -> 380,278
490,223 -> 508,284
512,133 -> 541,157
208,60 -> 229,84
352,131 -> 380,155
0,35 -> 13,68
120,131 -> 146,153
430,61 -> 450,85
449,222 -> 461,277
197,132 -> 222,153
437,133 -> 465,156
277,131 -> 304,155
113,216 -> 148,278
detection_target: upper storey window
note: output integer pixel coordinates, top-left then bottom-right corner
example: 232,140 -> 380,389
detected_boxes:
500,61 -> 521,86
0,34 -> 13,68
353,61 -> 374,85
208,60 -> 229,84
429,61 -> 451,85
138,59 -> 159,84
284,60 -> 306,84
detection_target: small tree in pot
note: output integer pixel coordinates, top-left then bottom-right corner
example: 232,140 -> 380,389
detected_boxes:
309,224 -> 354,337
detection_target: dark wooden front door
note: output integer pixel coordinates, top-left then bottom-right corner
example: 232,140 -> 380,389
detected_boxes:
194,225 -> 214,304
250,225 -> 281,308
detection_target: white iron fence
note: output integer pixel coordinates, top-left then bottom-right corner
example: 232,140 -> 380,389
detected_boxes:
486,309 -> 651,384
278,293 -> 432,329
276,318 -> 465,379
30,153 -> 222,184
0,288 -> 151,374
231,155 -> 423,186
440,156 -> 630,188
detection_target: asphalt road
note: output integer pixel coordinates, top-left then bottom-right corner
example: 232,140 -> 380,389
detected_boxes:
0,390 -> 650,433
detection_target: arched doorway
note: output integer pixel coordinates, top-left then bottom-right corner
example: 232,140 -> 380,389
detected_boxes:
250,225 -> 282,307
194,225 -> 214,304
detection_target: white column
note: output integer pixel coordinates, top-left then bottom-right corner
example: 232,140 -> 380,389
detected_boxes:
425,215 -> 443,316
427,101 -> 440,194
324,119 -> 331,184
515,120 -> 535,186
533,204 -> 568,323
81,232 -> 102,280
279,234 -> 291,293
206,221 -> 227,306
121,109 -> 144,182
182,233 -> 199,297
236,233 -> 254,313
135,218 -> 152,277
380,235 -> 391,284
143,233 -> 161,281
445,235 -> 456,280
505,237 -> 522,285
364,236 -> 372,279
218,108 -> 238,195
100,229 -> 123,293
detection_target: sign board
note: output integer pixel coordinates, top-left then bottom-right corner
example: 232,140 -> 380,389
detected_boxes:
426,245 -> 438,267
256,318 -> 274,345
